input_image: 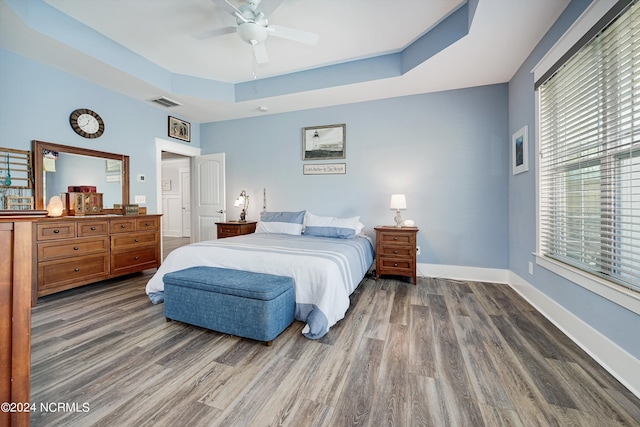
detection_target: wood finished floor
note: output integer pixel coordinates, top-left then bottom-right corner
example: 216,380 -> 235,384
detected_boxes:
30,237 -> 640,426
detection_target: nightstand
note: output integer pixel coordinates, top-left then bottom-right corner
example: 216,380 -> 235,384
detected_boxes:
216,221 -> 257,239
374,226 -> 419,284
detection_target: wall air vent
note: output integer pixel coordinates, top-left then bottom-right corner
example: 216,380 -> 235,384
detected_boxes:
148,96 -> 182,108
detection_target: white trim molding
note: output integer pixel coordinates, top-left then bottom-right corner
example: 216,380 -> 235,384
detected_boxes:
416,263 -> 640,399
509,271 -> 640,399
417,263 -> 509,284
532,0 -> 618,82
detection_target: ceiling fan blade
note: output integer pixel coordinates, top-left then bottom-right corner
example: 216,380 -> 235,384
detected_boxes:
192,26 -> 236,40
252,42 -> 269,64
268,25 -> 319,46
258,0 -> 284,18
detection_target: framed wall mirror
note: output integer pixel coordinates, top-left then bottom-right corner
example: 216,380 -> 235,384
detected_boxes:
33,140 -> 130,212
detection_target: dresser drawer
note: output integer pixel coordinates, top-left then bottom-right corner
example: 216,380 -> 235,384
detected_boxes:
110,218 -> 136,234
77,220 -> 109,237
37,237 -> 109,261
111,232 -> 159,249
111,246 -> 159,274
136,217 -> 159,231
38,254 -> 109,290
36,222 -> 76,241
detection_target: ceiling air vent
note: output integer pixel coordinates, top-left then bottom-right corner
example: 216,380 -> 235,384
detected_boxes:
148,96 -> 182,108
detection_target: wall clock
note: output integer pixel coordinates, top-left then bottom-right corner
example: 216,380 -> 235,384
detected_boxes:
69,108 -> 105,139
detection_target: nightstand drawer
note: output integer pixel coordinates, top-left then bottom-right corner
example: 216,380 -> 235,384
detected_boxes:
378,231 -> 415,245
216,221 -> 257,239
379,245 -> 414,258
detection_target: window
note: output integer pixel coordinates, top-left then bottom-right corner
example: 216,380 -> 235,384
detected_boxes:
538,0 -> 639,293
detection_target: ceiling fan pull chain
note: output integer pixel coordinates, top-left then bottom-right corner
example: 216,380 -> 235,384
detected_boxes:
251,41 -> 258,79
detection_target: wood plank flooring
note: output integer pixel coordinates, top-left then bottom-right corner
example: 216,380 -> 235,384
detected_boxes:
29,237 -> 640,426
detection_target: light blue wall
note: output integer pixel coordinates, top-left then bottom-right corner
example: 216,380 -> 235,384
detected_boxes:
508,0 -> 640,358
0,49 -> 200,212
201,84 -> 510,269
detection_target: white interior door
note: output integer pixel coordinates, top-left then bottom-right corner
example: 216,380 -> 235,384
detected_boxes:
180,168 -> 191,237
191,153 -> 225,242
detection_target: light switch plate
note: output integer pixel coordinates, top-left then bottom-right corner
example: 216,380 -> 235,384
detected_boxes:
134,195 -> 146,204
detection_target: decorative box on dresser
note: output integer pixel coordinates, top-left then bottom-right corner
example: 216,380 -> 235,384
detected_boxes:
33,214 -> 162,304
1,210 -> 48,427
216,221 -> 257,239
374,225 -> 419,285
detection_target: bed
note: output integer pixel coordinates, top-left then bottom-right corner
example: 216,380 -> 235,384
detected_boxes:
146,231 -> 375,339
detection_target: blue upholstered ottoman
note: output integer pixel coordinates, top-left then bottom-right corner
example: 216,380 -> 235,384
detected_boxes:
163,266 -> 295,345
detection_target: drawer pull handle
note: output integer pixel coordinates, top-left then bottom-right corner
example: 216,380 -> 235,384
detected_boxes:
145,223 -> 150,226
393,263 -> 398,267
134,239 -> 139,242
393,250 -> 398,254
74,268 -> 80,272
91,227 -> 96,231
135,256 -> 139,260
121,225 -> 126,228
54,229 -> 60,234
74,246 -> 79,250
393,237 -> 398,240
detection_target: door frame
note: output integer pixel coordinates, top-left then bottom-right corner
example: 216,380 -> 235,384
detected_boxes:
155,138 -> 201,253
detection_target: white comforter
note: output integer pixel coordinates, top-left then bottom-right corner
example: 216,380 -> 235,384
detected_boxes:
146,233 -> 374,339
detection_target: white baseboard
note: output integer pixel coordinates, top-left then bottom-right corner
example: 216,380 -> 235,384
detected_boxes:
508,271 -> 640,399
415,263 -> 639,399
417,262 -> 509,284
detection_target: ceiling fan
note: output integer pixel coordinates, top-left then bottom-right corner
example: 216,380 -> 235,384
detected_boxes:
196,0 -> 319,65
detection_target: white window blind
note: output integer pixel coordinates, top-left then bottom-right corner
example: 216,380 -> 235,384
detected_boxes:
539,0 -> 640,293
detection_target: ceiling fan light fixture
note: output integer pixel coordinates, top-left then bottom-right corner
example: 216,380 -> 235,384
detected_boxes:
237,22 -> 268,44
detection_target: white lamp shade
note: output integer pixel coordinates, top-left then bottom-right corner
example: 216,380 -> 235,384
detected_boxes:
390,194 -> 407,210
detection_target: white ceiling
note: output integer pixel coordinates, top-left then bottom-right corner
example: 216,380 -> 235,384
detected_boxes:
0,0 -> 570,123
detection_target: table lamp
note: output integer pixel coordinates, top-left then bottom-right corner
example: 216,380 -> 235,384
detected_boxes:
390,194 -> 406,228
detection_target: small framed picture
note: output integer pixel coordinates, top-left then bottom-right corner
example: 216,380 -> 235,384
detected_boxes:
168,116 -> 190,142
302,124 -> 345,160
512,125 -> 529,175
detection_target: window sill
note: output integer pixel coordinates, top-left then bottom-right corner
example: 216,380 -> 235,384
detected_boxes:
535,254 -> 640,316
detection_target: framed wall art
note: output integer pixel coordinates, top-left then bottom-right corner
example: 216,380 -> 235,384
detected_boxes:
302,124 -> 345,160
168,116 -> 191,142
512,125 -> 529,175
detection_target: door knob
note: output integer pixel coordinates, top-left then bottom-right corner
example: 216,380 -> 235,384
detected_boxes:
217,210 -> 224,214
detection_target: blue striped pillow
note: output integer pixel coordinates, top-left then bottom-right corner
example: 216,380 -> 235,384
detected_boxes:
255,210 -> 305,235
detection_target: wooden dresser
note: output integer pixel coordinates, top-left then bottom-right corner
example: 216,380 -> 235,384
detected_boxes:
216,221 -> 257,239
1,210 -> 47,427
374,226 -> 419,285
33,214 -> 161,304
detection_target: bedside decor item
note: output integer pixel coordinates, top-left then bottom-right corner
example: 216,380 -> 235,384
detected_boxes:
512,125 -> 529,175
302,124 -> 345,160
390,194 -> 407,227
70,108 -> 105,139
234,190 -> 249,222
168,116 -> 190,142
46,196 -> 63,217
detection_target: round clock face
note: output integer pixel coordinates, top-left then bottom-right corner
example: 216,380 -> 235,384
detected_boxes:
70,108 -> 105,138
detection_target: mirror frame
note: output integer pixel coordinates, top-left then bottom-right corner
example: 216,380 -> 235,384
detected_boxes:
33,140 -> 130,212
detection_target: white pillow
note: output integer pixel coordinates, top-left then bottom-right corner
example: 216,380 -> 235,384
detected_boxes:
255,210 -> 305,235
303,212 -> 361,239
